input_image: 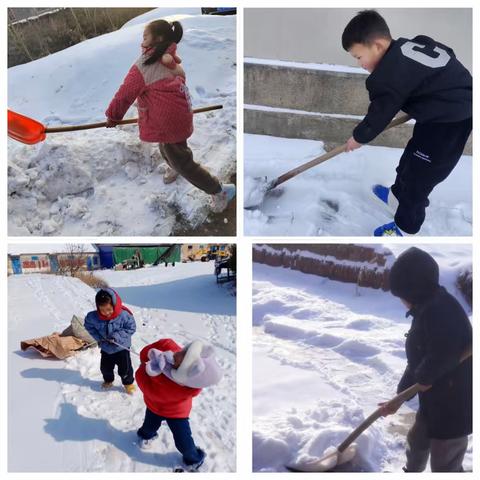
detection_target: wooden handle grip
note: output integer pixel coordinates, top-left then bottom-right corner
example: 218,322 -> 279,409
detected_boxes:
270,114 -> 411,190
337,345 -> 472,453
45,104 -> 223,133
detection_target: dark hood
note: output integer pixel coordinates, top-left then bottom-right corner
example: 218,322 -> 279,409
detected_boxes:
389,247 -> 440,305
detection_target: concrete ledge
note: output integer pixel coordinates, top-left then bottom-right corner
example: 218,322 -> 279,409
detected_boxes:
245,62 -> 369,114
244,107 -> 472,154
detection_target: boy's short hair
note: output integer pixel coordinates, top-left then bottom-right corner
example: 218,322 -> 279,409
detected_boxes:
342,10 -> 392,51
95,289 -> 113,306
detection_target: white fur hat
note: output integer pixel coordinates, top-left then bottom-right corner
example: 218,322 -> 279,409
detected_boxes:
170,340 -> 223,388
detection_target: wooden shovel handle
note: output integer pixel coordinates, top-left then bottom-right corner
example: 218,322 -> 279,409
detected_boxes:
337,345 -> 472,453
270,114 -> 411,190
44,104 -> 223,133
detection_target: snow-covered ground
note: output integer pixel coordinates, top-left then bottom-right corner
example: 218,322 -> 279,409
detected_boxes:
8,8 -> 236,236
252,245 -> 472,472
8,262 -> 236,472
244,133 -> 471,236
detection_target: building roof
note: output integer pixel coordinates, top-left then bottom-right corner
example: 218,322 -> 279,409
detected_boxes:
8,244 -> 98,255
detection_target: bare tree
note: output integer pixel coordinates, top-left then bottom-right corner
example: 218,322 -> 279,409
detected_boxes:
57,244 -> 88,276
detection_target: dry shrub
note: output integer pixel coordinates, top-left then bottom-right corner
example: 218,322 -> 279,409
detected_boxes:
74,272 -> 109,289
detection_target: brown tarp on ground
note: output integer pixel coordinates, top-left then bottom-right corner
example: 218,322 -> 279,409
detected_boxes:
20,314 -> 97,359
21,333 -> 87,359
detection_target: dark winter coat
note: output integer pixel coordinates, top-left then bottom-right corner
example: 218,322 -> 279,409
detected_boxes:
84,289 -> 136,355
354,35 -> 472,144
390,248 -> 472,440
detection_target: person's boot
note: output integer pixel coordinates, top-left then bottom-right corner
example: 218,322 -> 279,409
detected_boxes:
101,381 -> 114,390
175,449 -> 206,472
124,384 -> 136,395
374,221 -> 404,237
211,184 -> 236,212
163,166 -> 179,184
372,184 -> 399,214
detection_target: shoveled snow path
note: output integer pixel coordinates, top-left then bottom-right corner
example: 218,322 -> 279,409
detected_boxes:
244,134 -> 471,236
252,259 -> 472,472
9,262 -> 236,472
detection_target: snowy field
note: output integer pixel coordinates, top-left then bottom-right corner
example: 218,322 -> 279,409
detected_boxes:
8,8 -> 236,236
8,262 -> 236,472
252,245 -> 472,472
244,134 -> 472,236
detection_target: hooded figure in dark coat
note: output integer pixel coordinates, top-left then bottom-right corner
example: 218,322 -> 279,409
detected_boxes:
386,247 -> 472,472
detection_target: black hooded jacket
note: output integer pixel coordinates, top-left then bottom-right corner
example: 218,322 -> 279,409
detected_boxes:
353,35 -> 472,144
390,247 -> 472,439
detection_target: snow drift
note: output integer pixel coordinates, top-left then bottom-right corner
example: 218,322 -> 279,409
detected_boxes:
9,262 -> 236,471
252,245 -> 472,472
8,8 -> 236,236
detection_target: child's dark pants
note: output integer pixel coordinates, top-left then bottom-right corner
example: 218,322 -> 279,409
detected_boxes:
405,411 -> 468,472
159,141 -> 222,195
100,349 -> 134,385
391,117 -> 472,234
137,408 -> 204,465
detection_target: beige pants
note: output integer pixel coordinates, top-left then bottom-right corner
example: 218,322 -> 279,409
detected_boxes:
159,141 -> 222,195
405,411 -> 468,472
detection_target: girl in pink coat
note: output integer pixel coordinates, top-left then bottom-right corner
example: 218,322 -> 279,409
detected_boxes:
105,20 -> 235,212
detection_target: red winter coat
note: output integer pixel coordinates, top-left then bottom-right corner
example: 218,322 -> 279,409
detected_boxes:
106,44 -> 193,144
135,338 -> 202,418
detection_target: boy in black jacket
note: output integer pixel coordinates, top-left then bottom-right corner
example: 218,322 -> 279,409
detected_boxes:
342,10 -> 472,236
380,247 -> 472,472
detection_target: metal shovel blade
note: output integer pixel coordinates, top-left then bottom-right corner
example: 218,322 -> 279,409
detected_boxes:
286,444 -> 357,473
244,176 -> 274,210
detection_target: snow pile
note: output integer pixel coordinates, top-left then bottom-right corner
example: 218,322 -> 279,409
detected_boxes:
252,245 -> 472,472
9,262 -> 236,471
244,132 -> 471,236
8,8 -> 236,235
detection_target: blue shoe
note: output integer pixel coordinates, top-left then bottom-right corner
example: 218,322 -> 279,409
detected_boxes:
372,184 -> 399,213
373,221 -> 403,237
372,184 -> 389,204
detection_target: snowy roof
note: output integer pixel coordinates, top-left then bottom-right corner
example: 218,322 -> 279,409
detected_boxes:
8,244 -> 97,255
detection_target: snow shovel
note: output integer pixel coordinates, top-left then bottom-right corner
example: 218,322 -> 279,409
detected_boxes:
286,346 -> 472,473
7,104 -> 223,145
244,114 -> 411,210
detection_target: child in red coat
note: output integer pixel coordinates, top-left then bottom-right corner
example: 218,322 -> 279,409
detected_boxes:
135,338 -> 223,470
105,19 -> 235,212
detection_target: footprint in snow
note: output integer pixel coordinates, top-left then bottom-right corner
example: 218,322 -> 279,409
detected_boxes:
195,86 -> 207,97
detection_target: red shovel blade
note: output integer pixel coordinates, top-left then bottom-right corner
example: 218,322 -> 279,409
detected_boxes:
8,110 -> 46,145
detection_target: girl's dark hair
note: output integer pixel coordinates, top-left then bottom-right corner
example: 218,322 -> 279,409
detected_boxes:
143,20 -> 183,66
342,10 -> 391,51
95,289 -> 113,306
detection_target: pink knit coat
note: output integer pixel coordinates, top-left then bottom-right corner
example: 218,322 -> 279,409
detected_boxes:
106,44 -> 193,144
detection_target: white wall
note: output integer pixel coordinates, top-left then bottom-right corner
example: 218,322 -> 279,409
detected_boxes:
244,8 -> 472,72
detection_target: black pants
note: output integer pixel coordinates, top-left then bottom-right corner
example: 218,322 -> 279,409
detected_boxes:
391,118 -> 471,234
137,408 -> 205,465
100,349 -> 134,385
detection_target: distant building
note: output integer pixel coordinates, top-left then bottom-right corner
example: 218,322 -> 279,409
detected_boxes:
7,243 -> 230,274
8,244 -> 100,275
94,244 -> 181,269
